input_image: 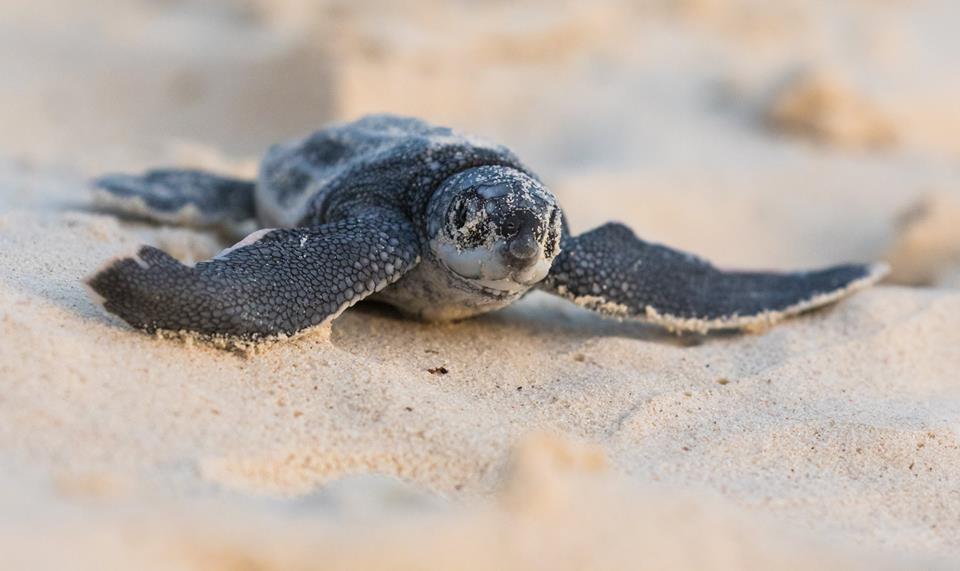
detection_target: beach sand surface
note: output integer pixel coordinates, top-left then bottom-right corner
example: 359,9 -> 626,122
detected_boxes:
1,1 -> 960,569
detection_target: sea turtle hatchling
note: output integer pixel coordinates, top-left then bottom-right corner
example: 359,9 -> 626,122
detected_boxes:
87,115 -> 887,339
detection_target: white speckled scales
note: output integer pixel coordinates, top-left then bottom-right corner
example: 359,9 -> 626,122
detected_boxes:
88,114 -> 887,340
254,115 -> 513,229
88,115 -> 530,338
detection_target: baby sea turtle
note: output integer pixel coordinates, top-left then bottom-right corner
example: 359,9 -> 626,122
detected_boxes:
87,115 -> 886,339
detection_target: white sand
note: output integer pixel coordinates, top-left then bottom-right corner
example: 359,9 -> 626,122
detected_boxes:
2,1 -> 960,569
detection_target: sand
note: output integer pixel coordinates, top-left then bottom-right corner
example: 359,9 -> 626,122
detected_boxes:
2,1 -> 960,569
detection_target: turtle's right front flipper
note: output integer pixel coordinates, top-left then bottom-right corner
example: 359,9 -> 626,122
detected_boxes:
86,211 -> 420,339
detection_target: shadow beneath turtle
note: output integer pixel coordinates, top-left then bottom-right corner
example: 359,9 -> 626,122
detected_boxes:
332,291 -> 737,356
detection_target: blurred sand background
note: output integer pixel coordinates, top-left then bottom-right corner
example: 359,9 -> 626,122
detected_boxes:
1,0 -> 960,569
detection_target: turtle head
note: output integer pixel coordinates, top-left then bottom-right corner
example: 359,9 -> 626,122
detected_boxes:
427,165 -> 563,293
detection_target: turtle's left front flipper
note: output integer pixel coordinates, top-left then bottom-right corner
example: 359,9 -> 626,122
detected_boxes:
539,223 -> 887,333
93,169 -> 256,230
86,211 -> 420,339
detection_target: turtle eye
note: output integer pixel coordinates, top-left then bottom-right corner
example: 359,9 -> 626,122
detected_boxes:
449,195 -> 487,247
453,199 -> 470,229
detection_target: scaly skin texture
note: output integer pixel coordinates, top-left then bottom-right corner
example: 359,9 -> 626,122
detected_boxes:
87,209 -> 419,338
258,115 -> 534,230
94,169 -> 256,229
89,116 -> 535,338
540,223 -> 886,333
88,114 -> 885,339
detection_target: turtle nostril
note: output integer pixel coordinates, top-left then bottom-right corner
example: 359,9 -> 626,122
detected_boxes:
508,235 -> 539,261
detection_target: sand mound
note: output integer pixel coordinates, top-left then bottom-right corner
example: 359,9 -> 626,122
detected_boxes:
886,193 -> 960,288
763,67 -> 897,150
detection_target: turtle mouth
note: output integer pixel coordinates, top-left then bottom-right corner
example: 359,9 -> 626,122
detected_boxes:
430,239 -> 552,294
471,257 -> 553,291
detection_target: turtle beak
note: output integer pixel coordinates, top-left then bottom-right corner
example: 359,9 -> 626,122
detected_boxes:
504,231 -> 541,273
506,230 -> 552,285
508,233 -> 539,260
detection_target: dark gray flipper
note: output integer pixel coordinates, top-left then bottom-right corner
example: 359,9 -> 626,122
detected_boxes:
86,210 -> 420,338
539,223 -> 888,333
93,169 -> 256,229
